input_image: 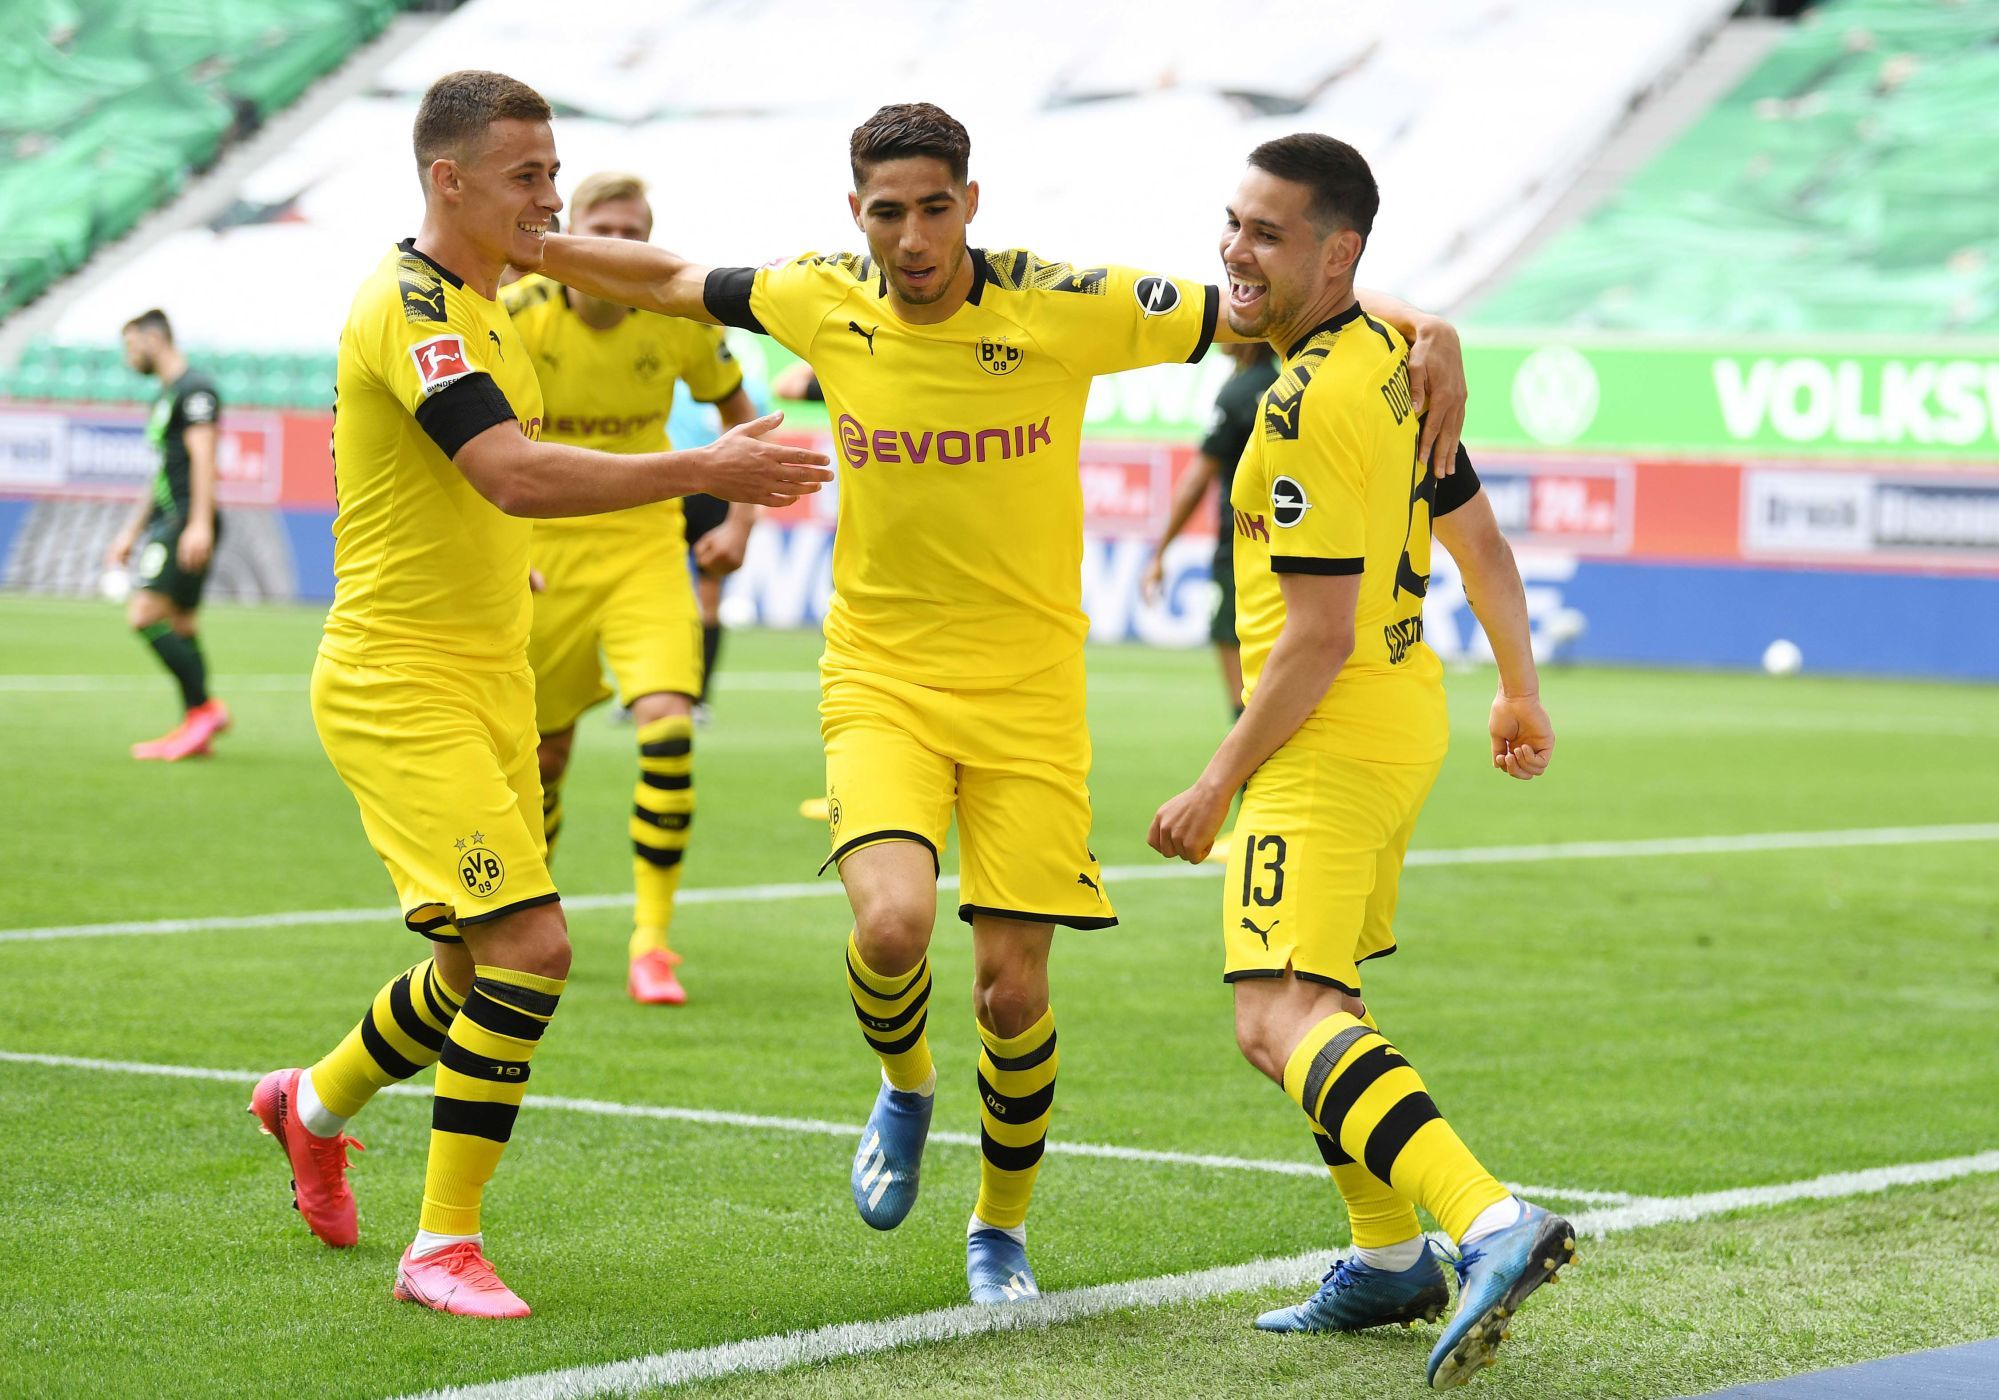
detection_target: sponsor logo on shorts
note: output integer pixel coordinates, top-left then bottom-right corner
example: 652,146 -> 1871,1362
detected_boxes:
1240,915 -> 1278,950
453,831 -> 506,898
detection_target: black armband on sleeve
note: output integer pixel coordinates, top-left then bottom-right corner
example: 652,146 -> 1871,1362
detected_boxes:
703,267 -> 767,334
1433,443 -> 1482,517
414,372 -> 517,459
1187,285 -> 1220,363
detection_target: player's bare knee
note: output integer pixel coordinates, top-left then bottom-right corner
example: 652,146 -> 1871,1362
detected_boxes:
433,940 -> 476,996
628,691 -> 691,727
468,904 -> 572,981
853,899 -> 931,975
972,970 -> 1047,1039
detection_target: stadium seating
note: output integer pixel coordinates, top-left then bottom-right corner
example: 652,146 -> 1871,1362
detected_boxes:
0,0 -> 415,320
1472,0 -> 1999,334
16,0 -> 1737,405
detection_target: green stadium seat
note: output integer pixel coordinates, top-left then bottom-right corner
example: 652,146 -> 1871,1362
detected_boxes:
1474,0 -> 1999,335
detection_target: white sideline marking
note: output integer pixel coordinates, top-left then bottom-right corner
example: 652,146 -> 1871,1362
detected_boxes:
401,1149 -> 1999,1400
0,1050 -> 1628,1204
5,823 -> 1996,944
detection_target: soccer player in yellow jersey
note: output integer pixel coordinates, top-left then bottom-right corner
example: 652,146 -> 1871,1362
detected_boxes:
536,102 -> 1469,1305
245,70 -> 829,1318
503,171 -> 759,1006
1148,135 -> 1565,1389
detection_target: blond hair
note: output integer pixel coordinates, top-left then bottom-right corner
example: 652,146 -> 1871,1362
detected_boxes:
569,171 -> 651,225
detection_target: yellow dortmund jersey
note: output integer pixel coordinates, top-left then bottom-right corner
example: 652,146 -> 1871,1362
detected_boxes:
1230,302 -> 1447,763
706,249 -> 1218,687
323,240 -> 545,669
501,272 -> 744,549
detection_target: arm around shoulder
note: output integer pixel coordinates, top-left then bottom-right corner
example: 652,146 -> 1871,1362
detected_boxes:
537,234 -> 717,322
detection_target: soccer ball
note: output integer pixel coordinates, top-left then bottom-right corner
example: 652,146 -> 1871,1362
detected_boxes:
1762,639 -> 1803,676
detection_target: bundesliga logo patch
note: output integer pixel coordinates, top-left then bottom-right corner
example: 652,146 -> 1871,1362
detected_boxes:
410,335 -> 472,396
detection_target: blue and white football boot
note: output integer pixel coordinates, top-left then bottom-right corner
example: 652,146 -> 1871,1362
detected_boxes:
1255,1241 -> 1452,1333
966,1226 -> 1040,1305
1427,1202 -> 1575,1389
849,1074 -> 933,1230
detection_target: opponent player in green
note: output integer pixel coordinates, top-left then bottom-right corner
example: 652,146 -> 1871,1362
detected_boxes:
107,309 -> 231,760
537,102 -> 1470,1305
1148,134 -> 1565,1389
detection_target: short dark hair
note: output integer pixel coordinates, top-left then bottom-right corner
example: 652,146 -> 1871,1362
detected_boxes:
1247,133 -> 1379,245
413,70 -> 552,174
849,102 -> 970,188
122,308 -> 173,342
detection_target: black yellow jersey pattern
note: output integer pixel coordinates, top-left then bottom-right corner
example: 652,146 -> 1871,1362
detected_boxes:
1230,303 -> 1446,764
706,249 -> 1218,688
323,240 -> 545,670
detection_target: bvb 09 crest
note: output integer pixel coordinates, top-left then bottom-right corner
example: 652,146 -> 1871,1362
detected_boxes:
976,336 -> 1022,376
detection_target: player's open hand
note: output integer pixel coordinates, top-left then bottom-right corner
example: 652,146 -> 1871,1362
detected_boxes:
1489,689 -> 1553,780
1140,548 -> 1167,604
1149,779 -> 1231,864
176,517 -> 214,572
703,412 -> 833,507
1408,316 -> 1466,478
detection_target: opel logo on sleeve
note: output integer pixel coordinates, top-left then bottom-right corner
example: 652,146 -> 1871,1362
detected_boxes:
1271,475 -> 1311,527
1133,275 -> 1181,318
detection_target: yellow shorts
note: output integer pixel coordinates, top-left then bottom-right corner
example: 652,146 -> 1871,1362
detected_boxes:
528,521 -> 700,736
819,652 -> 1115,930
1221,744 -> 1443,993
311,653 -> 557,940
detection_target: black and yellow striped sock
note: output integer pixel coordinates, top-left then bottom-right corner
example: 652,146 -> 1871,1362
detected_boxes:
420,965 -> 565,1236
1284,1012 -> 1509,1244
540,776 -> 564,862
308,960 -> 464,1119
974,1009 -> 1058,1231
845,932 -> 934,1091
1310,1125 -> 1424,1249
630,714 -> 694,959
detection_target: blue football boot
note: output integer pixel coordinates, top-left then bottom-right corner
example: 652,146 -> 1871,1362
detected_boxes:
967,1227 -> 1040,1304
1427,1203 -> 1575,1389
849,1076 -> 932,1230
1255,1241 -> 1452,1332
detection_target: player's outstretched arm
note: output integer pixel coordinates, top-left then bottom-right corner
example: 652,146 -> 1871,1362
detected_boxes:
537,233 -> 718,323
1149,572 -> 1360,862
1434,491 -> 1552,780
1355,287 -> 1465,478
453,411 -> 829,519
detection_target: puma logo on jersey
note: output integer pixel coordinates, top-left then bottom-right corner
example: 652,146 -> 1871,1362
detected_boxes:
1240,916 -> 1278,949
1076,872 -> 1101,901
487,329 -> 504,361
848,320 -> 878,354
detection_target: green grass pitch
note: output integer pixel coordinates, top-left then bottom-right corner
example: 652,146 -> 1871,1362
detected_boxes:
1,594 -> 1995,1398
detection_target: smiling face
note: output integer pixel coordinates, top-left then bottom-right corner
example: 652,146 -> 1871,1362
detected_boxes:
848,156 -> 978,317
429,117 -> 563,277
1220,166 -> 1362,345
